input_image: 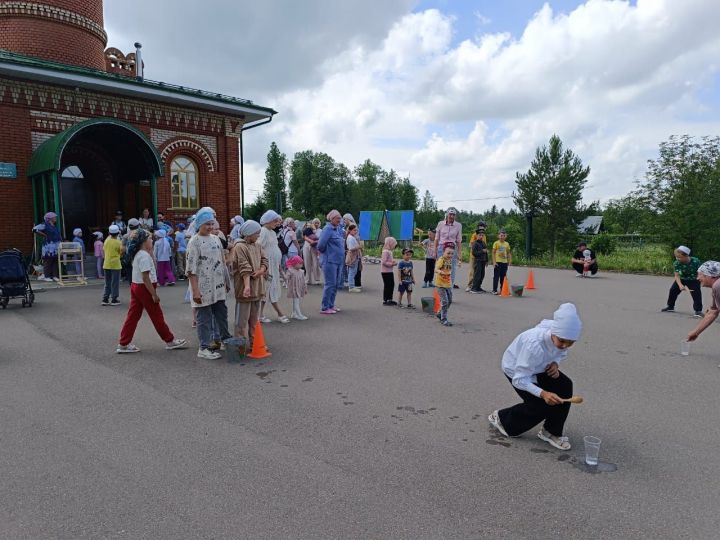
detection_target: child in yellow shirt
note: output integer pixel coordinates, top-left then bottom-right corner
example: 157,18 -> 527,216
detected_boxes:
492,230 -> 512,295
102,224 -> 123,306
435,243 -> 455,326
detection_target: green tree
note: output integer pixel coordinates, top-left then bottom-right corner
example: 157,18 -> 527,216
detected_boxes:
261,142 -> 288,212
416,190 -> 443,229
514,134 -> 590,257
635,135 -> 720,259
602,195 -> 652,235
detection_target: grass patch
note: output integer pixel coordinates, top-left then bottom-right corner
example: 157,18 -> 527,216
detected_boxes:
363,243 -> 674,275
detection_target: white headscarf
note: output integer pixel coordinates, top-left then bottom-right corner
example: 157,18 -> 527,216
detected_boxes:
238,220 -> 261,238
260,210 -> 281,225
550,303 -> 583,341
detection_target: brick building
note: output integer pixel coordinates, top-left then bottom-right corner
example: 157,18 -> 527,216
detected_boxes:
0,0 -> 276,254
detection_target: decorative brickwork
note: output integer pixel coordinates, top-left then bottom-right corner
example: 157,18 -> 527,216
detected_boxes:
0,2 -> 107,42
104,47 -> 140,77
151,128 -> 217,161
1,78 -> 243,135
0,1 -> 107,69
159,138 -> 216,172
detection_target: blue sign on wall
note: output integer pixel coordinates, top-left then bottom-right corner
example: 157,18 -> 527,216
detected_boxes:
0,163 -> 17,179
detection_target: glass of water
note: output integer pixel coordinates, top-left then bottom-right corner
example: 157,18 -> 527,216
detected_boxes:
680,341 -> 691,356
584,436 -> 601,466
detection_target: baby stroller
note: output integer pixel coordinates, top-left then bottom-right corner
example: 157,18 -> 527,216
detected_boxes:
0,249 -> 35,308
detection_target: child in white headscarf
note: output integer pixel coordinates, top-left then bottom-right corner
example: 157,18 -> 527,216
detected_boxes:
489,303 -> 583,450
93,231 -> 104,279
153,229 -> 175,286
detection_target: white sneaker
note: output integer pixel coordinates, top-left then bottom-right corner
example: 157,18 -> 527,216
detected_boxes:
465,287 -> 471,292
259,317 -> 272,323
488,410 -> 509,437
197,348 -> 221,360
295,314 -> 308,320
117,344 -> 141,354
349,288 -> 361,293
165,338 -> 188,350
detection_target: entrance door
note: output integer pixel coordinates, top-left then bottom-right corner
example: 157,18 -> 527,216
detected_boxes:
60,166 -> 95,246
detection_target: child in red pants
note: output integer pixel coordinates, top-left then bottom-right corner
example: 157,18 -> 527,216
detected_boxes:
117,228 -> 187,353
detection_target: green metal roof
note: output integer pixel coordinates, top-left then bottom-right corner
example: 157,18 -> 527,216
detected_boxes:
28,118 -> 163,177
0,49 -> 277,117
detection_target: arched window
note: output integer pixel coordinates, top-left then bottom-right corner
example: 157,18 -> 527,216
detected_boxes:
170,156 -> 198,209
61,165 -> 84,179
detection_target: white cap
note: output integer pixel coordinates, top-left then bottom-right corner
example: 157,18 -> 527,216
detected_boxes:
72,228 -> 82,237
93,231 -> 103,239
550,303 -> 583,341
676,245 -> 690,255
109,224 -> 120,234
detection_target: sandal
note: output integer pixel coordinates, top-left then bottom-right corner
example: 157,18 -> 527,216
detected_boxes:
537,429 -> 571,450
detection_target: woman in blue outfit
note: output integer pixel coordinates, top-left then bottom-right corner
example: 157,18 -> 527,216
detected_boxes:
33,211 -> 62,282
317,209 -> 345,314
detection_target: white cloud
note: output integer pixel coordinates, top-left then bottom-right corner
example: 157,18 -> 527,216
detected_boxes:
107,0 -> 720,212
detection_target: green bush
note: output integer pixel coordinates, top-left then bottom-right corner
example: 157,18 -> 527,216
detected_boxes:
591,233 -> 617,255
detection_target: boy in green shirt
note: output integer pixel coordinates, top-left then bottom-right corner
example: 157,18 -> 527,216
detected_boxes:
661,245 -> 703,317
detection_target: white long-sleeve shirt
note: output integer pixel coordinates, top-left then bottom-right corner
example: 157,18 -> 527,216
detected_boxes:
501,319 -> 569,397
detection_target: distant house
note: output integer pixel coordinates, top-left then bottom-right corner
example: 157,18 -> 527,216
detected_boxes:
577,216 -> 604,234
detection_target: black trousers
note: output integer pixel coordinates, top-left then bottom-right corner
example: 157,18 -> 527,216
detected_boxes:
355,264 -> 362,287
492,262 -> 508,292
472,258 -> 486,291
424,258 -> 436,284
572,262 -> 598,275
498,372 -> 573,437
667,279 -> 702,312
381,272 -> 395,302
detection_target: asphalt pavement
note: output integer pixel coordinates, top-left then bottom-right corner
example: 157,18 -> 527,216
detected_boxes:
1,264 -> 718,539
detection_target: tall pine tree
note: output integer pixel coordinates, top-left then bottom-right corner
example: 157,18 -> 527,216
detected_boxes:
261,142 -> 288,212
514,135 -> 590,257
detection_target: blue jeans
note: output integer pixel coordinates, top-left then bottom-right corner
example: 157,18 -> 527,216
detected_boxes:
196,300 -> 231,349
347,260 -> 359,289
103,269 -> 120,301
321,262 -> 343,310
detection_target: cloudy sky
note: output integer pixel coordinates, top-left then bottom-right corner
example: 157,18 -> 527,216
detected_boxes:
105,0 -> 720,212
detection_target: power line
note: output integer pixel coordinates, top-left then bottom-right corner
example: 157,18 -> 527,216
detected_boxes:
437,183 -> 599,204
436,195 -> 513,203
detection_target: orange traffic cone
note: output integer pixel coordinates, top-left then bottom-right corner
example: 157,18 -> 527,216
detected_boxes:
500,277 -> 511,297
433,288 -> 441,314
525,270 -> 536,290
248,321 -> 272,359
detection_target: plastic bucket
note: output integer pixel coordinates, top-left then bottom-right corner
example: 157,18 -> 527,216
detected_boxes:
224,337 -> 247,363
421,297 -> 434,314
510,285 -> 524,297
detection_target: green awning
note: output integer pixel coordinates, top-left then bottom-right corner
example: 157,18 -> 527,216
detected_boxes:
27,118 -> 164,177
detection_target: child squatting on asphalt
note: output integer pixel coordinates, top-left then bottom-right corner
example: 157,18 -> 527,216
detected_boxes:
489,303 -> 583,451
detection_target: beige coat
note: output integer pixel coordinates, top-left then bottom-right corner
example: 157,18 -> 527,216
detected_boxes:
231,239 -> 268,303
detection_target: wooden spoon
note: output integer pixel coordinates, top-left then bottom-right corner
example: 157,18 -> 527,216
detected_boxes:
562,396 -> 584,404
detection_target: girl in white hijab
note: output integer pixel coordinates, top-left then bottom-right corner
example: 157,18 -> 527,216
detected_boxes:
489,303 -> 583,450
258,210 -> 289,323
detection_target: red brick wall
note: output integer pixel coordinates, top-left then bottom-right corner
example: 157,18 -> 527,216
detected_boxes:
0,104 -> 33,252
0,0 -> 106,70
